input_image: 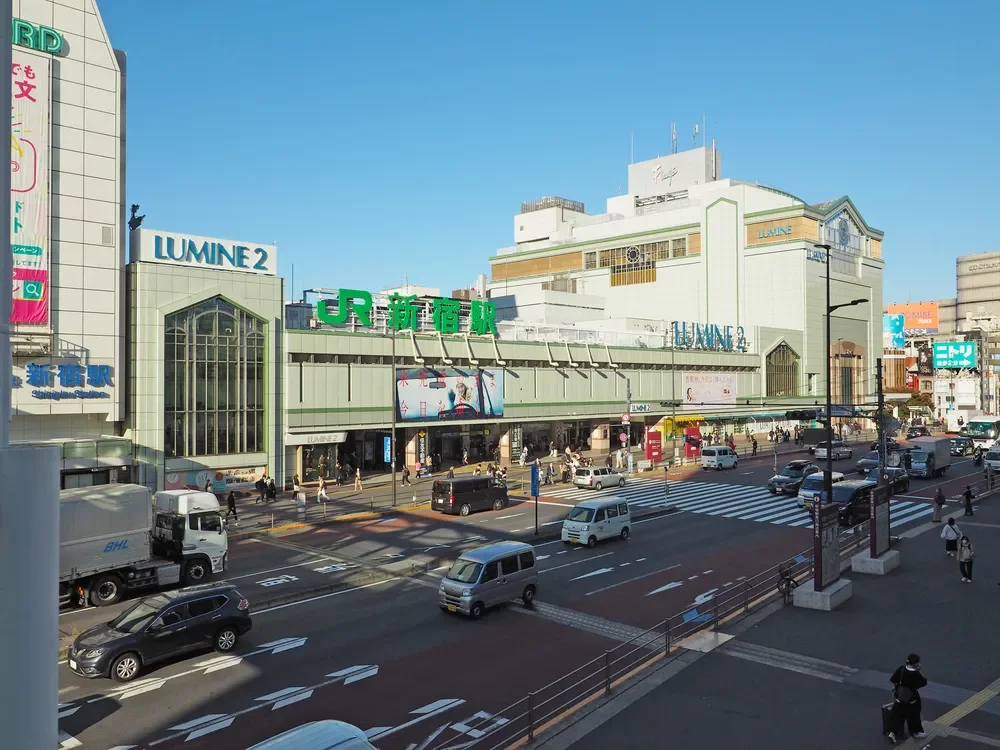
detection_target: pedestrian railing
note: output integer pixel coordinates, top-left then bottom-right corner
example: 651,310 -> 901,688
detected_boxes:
452,520 -> 886,750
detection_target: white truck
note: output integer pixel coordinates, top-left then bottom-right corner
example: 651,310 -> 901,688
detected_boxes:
60,483 -> 229,607
907,437 -> 952,479
946,410 -> 981,434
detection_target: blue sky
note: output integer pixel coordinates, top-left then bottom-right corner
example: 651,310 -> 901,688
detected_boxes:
98,0 -> 999,304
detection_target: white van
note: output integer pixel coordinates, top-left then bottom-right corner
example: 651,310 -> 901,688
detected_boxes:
247,720 -> 377,749
701,446 -> 738,470
561,498 -> 631,548
796,471 -> 845,509
985,448 -> 1000,473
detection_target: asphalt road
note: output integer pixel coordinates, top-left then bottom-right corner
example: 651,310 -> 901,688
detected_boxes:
56,448 -> 985,749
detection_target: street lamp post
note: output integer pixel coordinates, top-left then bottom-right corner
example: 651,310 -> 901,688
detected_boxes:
390,327 -> 396,507
814,242 -> 868,591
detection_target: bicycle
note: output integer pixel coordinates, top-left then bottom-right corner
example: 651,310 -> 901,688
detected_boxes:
776,564 -> 798,604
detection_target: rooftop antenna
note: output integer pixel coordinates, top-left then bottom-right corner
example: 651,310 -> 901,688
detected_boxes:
692,123 -> 699,150
670,122 -> 677,154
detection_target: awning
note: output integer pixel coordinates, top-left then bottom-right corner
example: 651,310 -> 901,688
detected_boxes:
673,415 -> 706,424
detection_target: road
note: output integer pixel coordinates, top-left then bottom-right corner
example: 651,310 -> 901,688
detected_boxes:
57,449 -> 982,749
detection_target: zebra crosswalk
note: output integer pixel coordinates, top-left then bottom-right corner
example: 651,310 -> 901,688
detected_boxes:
537,478 -> 935,530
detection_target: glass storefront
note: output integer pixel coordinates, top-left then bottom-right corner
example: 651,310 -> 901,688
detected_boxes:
301,443 -> 338,483
164,297 -> 266,459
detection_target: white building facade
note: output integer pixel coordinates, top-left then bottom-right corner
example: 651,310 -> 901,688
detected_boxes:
9,0 -> 128,486
490,147 -> 885,409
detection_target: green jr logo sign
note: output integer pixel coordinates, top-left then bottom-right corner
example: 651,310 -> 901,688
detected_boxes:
12,18 -> 64,55
315,289 -> 498,336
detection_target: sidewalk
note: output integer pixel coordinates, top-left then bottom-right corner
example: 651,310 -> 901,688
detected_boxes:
558,490 -> 1000,749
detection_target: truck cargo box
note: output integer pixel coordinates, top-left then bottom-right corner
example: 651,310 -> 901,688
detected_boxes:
154,490 -> 222,516
60,484 -> 153,581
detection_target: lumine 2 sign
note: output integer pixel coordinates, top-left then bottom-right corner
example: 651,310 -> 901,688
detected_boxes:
12,18 -> 63,55
316,289 -> 499,336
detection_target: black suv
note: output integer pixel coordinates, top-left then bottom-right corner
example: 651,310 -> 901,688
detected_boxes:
69,584 -> 252,682
872,438 -> 902,453
432,476 -> 508,516
767,460 -> 819,495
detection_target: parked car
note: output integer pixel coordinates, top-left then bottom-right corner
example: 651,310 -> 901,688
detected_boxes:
950,437 -> 974,456
907,425 -> 931,439
855,451 -> 880,476
767,461 -> 819,495
431,477 -> 508,516
797,471 -> 845,509
884,467 -> 911,495
561,499 -> 631,547
873,438 -> 902,452
573,466 -> 626,490
438,541 -> 538,619
700,446 -> 738,470
815,441 -> 853,460
68,584 -> 252,682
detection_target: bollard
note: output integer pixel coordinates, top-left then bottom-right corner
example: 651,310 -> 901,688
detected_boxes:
324,503 -> 327,520
664,620 -> 671,655
527,692 -> 535,740
604,650 -> 612,694
370,496 -> 374,512
712,596 -> 719,631
271,512 -> 274,529
744,579 -> 751,614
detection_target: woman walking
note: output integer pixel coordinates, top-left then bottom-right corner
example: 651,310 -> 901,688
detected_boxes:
353,466 -> 364,491
932,488 -> 946,523
959,536 -> 975,582
941,518 -> 961,557
317,474 -> 329,503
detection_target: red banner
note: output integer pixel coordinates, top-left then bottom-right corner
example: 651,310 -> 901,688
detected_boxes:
684,426 -> 702,458
645,430 -> 662,463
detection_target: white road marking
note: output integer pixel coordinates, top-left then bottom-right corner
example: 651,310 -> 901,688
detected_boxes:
569,567 -> 615,582
585,563 -> 681,597
366,699 -> 467,741
542,520 -> 564,527
646,581 -> 683,596
619,562 -> 631,567
636,557 -> 647,562
687,575 -> 699,580
540,551 -> 615,575
59,606 -> 96,618
58,731 -> 83,748
693,588 -> 720,605
257,579 -> 398,613
536,555 -> 551,561
703,570 -> 714,574
495,513 -> 525,520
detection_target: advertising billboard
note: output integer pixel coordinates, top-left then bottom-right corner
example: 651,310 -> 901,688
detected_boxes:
10,50 -> 51,325
917,346 -> 934,376
682,373 -> 737,409
395,367 -> 504,421
888,302 -> 939,334
882,314 -> 905,349
933,341 -> 976,370
165,466 -> 266,495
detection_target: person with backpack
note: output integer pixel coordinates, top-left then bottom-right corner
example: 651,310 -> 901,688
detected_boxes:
941,518 -> 962,557
254,476 -> 266,504
888,653 -> 928,743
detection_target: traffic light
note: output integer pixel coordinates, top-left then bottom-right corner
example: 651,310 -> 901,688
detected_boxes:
785,409 -> 822,422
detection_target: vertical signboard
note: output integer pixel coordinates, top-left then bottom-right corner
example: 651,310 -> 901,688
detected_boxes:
813,502 -> 840,590
645,429 -> 662,463
869,484 -> 890,557
10,50 -> 50,325
882,314 -> 905,349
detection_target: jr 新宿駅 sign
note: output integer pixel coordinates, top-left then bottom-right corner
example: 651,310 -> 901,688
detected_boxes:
12,18 -> 63,55
315,289 -> 499,337
130,229 -> 278,276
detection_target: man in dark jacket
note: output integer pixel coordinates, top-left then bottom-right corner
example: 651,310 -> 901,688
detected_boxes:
964,485 -> 975,516
254,477 -> 265,504
889,653 -> 928,743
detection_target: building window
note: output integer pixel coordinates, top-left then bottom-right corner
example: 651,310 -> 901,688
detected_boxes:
164,297 -> 266,458
766,343 -> 799,397
671,237 -> 687,258
654,241 -> 669,260
583,252 -> 597,269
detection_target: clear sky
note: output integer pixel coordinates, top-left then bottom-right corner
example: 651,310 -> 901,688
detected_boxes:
98,0 -> 999,304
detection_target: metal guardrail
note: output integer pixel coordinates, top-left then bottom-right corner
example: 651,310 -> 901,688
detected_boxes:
449,521 -> 879,749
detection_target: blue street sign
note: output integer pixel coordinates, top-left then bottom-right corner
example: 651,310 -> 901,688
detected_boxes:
530,464 -> 540,497
383,436 -> 392,464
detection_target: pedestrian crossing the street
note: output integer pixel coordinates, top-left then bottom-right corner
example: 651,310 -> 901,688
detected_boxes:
535,478 -> 935,530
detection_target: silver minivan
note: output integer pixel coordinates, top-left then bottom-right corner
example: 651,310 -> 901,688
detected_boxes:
247,720 -> 377,749
438,541 -> 538,619
561,498 -> 631,547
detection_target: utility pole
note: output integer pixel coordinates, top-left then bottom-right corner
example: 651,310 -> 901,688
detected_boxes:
390,327 -> 396,507
876,358 -> 887,484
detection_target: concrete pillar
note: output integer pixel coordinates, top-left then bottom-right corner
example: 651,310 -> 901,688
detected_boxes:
0,445 -> 60,750
591,423 -> 610,455
498,426 -> 511,465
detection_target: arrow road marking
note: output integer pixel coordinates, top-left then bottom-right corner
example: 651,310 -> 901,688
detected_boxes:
570,567 -> 615,581
693,588 -> 720,606
58,731 -> 82,748
328,664 -> 379,685
367,699 -> 467,741
85,638 -> 309,703
646,581 -> 683,596
57,704 -> 81,719
148,665 -> 381,746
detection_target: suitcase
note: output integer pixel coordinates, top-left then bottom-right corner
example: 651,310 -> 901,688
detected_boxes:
881,702 -> 895,736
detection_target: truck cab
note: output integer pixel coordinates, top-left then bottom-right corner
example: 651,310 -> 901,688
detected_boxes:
153,491 -> 229,584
